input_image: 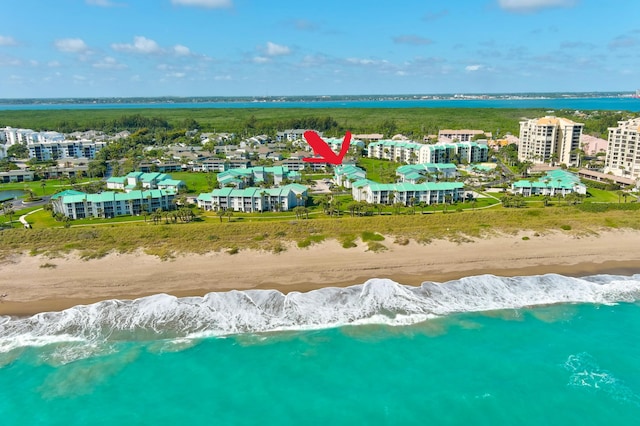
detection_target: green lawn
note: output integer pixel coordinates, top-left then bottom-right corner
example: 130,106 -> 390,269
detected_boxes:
169,171 -> 216,194
356,158 -> 402,183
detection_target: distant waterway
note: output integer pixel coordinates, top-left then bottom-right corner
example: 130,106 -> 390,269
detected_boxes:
1,97 -> 639,111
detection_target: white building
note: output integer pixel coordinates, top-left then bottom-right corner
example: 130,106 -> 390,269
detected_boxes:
196,183 -> 309,212
367,140 -> 488,164
604,117 -> 640,180
518,116 -> 583,166
352,180 -> 464,206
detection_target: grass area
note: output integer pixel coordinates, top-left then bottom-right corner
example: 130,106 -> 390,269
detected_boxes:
169,171 -> 216,194
3,206 -> 640,259
0,177 -> 99,195
357,158 -> 402,183
586,188 -> 627,203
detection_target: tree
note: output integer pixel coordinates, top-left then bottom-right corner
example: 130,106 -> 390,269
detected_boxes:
225,209 -> 234,222
40,181 -> 47,196
217,209 -> 226,222
6,143 -> 29,159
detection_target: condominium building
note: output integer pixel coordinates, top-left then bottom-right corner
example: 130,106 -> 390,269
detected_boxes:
517,116 -> 583,166
196,183 -> 308,212
604,117 -> 640,180
352,180 -> 464,206
367,140 -> 488,164
52,189 -> 178,219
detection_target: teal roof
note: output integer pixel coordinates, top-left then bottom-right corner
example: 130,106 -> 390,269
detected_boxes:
60,189 -> 175,204
51,189 -> 85,199
158,179 -> 184,186
106,177 -> 126,184
363,181 -> 463,192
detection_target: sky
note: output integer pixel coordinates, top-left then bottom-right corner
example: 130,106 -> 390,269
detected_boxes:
1,0 -> 639,98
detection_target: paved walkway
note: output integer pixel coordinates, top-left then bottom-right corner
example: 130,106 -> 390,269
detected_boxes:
18,208 -> 42,229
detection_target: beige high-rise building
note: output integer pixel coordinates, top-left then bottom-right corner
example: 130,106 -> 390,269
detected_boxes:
517,116 -> 583,166
604,117 -> 640,180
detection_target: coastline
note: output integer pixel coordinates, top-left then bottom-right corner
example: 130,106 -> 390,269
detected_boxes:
2,229 -> 640,317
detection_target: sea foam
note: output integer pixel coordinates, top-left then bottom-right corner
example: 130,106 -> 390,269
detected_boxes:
1,273 -> 640,355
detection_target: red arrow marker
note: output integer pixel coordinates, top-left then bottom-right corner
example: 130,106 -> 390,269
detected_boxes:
303,131 -> 351,165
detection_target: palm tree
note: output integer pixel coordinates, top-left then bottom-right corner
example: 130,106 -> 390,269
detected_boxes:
40,181 -> 47,196
217,209 -> 226,222
225,209 -> 234,222
295,193 -> 302,207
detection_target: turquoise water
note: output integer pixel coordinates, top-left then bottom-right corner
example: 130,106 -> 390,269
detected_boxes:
2,275 -> 640,425
0,97 -> 639,111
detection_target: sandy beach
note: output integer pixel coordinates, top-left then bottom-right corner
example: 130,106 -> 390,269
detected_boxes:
1,229 -> 640,316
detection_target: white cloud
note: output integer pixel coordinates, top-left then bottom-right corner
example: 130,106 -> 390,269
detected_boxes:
111,36 -> 161,54
0,35 -> 18,46
47,60 -> 62,68
54,38 -> 90,53
465,64 -> 483,71
498,0 -> 576,12
171,0 -> 232,8
393,35 -> 432,46
253,56 -> 270,64
214,75 -> 232,80
86,0 -> 124,6
93,56 -> 127,69
173,45 -> 191,56
167,72 -> 186,78
265,42 -> 291,57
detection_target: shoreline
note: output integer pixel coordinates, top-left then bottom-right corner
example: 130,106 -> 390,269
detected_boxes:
2,230 -> 640,317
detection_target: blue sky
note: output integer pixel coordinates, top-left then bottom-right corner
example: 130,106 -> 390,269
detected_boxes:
1,0 -> 639,98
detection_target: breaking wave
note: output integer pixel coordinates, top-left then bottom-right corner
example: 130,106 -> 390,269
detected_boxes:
1,273 -> 640,355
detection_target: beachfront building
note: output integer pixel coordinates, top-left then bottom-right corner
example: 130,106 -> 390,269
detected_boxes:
511,169 -> 587,197
52,189 -> 178,219
395,163 -> 458,183
334,165 -> 366,188
196,183 -> 308,212
604,117 -> 640,180
352,180 -> 464,206
368,140 -> 488,165
217,166 -> 301,188
517,116 -> 583,166
106,172 -> 185,193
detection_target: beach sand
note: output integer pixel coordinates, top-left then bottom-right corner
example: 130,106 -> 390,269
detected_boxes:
1,229 -> 640,316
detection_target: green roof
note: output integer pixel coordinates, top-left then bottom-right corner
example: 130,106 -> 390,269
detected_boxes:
51,189 -> 85,199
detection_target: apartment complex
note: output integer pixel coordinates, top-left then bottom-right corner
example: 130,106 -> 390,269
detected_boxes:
517,116 -> 583,166
604,117 -> 640,180
52,189 -> 178,219
196,183 -> 308,212
1,126 -> 106,160
352,180 -> 464,205
367,140 -> 488,164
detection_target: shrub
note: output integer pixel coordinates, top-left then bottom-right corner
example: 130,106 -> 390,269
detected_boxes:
366,241 -> 388,252
521,236 -> 530,241
361,231 -> 385,242
560,225 -> 572,231
227,247 -> 239,255
39,262 -> 57,268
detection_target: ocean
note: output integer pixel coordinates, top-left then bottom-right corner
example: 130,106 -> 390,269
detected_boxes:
1,274 -> 640,425
1,97 -> 639,111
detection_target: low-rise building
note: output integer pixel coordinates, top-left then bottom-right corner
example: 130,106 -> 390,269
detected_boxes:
217,166 -> 301,188
52,189 -> 178,219
0,170 -> 35,183
395,163 -> 458,183
352,180 -> 464,205
334,165 -> 366,188
106,172 -> 185,192
196,183 -> 308,212
511,169 -> 587,197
